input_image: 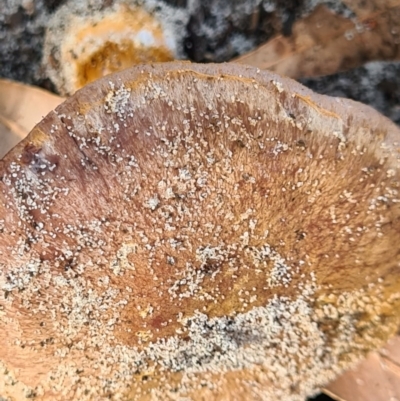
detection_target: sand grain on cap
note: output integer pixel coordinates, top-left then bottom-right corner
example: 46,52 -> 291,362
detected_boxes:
1,62 -> 400,401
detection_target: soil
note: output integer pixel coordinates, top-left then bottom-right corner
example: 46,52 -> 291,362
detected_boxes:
302,61 -> 400,126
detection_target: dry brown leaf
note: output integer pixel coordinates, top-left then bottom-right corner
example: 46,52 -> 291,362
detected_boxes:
0,79 -> 64,158
324,335 -> 400,401
235,2 -> 400,79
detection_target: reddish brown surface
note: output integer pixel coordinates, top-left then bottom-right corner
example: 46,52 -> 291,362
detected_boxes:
1,62 -> 400,400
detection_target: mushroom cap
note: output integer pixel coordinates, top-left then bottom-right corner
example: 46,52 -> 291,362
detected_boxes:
1,62 -> 400,401
43,2 -> 181,95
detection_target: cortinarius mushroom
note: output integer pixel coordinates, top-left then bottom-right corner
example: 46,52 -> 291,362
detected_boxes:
1,62 -> 400,401
43,1 -> 183,95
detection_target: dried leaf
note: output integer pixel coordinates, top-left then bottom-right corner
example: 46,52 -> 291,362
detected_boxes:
324,335 -> 400,401
0,79 -> 64,158
235,2 -> 400,79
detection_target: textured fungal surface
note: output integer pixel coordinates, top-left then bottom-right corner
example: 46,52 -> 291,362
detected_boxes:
1,62 -> 400,401
43,0 -> 184,95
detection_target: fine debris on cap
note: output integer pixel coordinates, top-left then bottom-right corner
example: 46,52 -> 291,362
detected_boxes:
1,62 -> 400,401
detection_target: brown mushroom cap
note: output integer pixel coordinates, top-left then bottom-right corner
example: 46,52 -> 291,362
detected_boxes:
43,1 -> 182,95
1,62 -> 400,401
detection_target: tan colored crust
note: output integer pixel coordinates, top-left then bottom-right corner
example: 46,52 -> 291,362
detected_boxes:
43,3 -> 178,95
1,62 -> 400,401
